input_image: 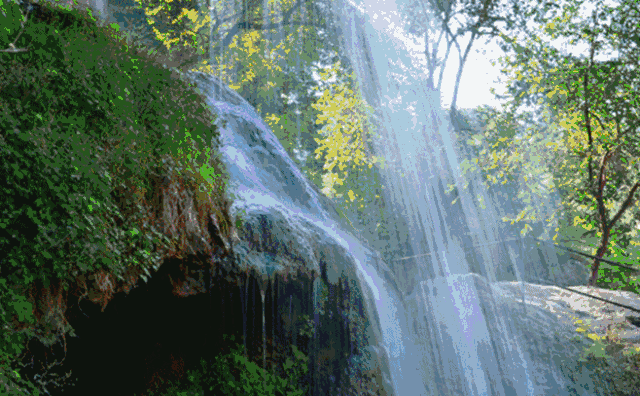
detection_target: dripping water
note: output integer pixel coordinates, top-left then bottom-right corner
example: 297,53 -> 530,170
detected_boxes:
331,1 -> 608,395
260,287 -> 266,387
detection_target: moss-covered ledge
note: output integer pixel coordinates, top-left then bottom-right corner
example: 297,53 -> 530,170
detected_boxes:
0,1 -> 232,393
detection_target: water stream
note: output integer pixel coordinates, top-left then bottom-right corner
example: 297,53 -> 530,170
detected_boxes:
190,0 -> 608,393
332,1 -> 604,395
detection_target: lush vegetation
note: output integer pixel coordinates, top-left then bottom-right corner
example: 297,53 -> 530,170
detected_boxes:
140,334 -> 310,396
447,0 -> 640,289
0,0 -> 229,393
122,0 -> 397,258
2,0 -> 639,392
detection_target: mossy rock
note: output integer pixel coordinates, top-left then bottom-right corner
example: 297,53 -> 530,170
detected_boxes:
0,1 -> 229,393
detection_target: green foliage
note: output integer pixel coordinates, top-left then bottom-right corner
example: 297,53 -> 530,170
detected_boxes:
1,0 -> 224,281
450,0 -> 640,287
0,1 -> 227,392
308,60 -> 390,246
129,0 -> 335,180
311,61 -> 381,197
492,0 -> 640,259
0,0 -> 24,45
131,0 -> 207,68
567,314 -> 640,395
142,334 -> 310,396
0,279 -> 41,396
452,102 -> 640,291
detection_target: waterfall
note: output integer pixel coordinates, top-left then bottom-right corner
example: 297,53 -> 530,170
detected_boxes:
184,0 -> 609,393
332,1 -> 604,395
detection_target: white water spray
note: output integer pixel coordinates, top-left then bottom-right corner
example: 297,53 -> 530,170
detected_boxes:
332,1 -> 605,395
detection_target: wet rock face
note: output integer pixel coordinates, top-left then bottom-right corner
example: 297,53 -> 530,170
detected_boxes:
183,71 -> 395,395
25,71 -> 391,396
404,273 -> 640,396
53,255 -> 383,396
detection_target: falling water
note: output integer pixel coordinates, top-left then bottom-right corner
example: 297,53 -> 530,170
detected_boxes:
260,288 -> 266,383
331,1 -> 604,395
189,0 -> 611,393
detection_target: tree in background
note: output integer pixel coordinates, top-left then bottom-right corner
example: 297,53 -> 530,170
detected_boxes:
449,105 -> 535,233
460,0 -> 640,287
128,0 -> 331,162
309,59 -> 388,236
125,0 -> 396,253
390,0 -> 534,265
396,0 -> 529,123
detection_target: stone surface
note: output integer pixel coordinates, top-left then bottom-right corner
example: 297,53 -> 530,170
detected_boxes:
494,281 -> 640,356
402,272 -> 640,396
177,70 -> 398,396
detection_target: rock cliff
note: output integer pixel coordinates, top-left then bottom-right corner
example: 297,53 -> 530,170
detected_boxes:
3,2 -> 639,396
0,3 -> 396,395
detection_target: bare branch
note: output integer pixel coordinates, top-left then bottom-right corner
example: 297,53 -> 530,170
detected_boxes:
436,35 -> 454,92
451,30 -> 477,110
595,150 -> 615,227
584,44 -> 596,190
589,110 -> 607,132
608,181 -> 640,229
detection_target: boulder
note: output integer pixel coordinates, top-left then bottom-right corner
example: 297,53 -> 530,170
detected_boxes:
492,280 -> 640,395
180,70 -> 397,396
403,273 -> 640,396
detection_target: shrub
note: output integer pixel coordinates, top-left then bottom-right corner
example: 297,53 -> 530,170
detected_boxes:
567,314 -> 640,395
0,0 -> 228,392
143,334 -> 310,396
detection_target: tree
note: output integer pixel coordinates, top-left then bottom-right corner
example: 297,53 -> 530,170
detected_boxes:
308,58 -> 388,240
464,0 -> 640,286
396,0 -> 528,121
129,0 -> 335,70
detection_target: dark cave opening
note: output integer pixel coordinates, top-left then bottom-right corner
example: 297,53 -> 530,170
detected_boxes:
18,256 -> 368,396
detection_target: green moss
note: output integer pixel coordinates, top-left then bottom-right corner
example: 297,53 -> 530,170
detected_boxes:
0,1 -> 229,393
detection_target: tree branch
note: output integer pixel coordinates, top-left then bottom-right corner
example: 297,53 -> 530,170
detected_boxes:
589,110 -> 607,133
596,150 -> 614,228
584,44 -> 596,191
451,30 -> 476,111
236,19 -> 323,31
431,34 -> 454,92
608,181 -> 640,230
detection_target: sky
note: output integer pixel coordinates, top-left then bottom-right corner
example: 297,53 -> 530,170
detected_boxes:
356,0 -> 510,112
400,34 -> 508,111
360,0 -> 616,113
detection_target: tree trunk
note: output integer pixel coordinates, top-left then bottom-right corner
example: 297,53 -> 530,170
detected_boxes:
588,149 -> 640,286
589,228 -> 610,286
